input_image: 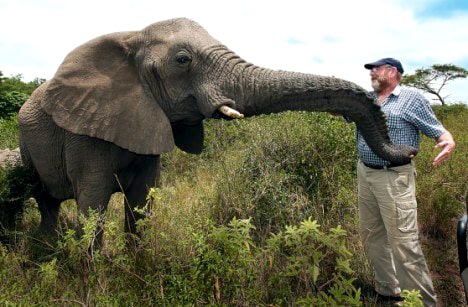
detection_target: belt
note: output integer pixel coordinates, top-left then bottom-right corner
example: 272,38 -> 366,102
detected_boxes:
362,161 -> 410,169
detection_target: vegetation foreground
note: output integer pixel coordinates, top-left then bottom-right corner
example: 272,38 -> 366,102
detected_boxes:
0,105 -> 467,306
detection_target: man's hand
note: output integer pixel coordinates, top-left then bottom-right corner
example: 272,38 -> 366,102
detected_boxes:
433,131 -> 455,166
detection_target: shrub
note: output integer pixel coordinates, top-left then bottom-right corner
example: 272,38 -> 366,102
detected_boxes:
263,218 -> 360,306
210,112 -> 358,241
0,164 -> 38,241
416,105 -> 467,238
0,91 -> 29,120
191,218 -> 259,304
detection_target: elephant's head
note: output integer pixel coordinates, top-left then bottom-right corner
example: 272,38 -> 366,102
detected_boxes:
41,18 -> 417,163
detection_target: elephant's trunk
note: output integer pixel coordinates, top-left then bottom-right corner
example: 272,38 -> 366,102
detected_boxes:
226,66 -> 417,164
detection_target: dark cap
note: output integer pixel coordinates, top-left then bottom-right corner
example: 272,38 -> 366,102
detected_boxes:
364,58 -> 404,74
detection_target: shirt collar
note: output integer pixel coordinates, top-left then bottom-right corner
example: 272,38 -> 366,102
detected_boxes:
392,85 -> 401,96
371,85 -> 401,100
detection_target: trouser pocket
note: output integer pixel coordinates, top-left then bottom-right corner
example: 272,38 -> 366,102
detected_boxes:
395,200 -> 418,237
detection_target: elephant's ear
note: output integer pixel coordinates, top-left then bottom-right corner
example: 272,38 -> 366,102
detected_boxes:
172,122 -> 204,154
41,32 -> 174,155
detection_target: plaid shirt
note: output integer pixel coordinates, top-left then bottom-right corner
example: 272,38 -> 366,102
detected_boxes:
357,85 -> 446,166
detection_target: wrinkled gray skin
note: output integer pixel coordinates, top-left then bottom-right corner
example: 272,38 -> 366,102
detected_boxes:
18,18 -> 417,241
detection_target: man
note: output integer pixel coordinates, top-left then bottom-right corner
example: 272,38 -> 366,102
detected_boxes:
357,58 -> 455,306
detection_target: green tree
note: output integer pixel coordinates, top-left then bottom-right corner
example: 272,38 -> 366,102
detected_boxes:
0,71 -> 45,119
0,91 -> 29,119
400,64 -> 468,105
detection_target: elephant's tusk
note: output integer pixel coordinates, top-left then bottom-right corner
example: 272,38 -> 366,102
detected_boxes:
218,105 -> 244,119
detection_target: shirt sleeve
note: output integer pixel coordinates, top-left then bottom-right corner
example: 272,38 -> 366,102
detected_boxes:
404,93 -> 446,139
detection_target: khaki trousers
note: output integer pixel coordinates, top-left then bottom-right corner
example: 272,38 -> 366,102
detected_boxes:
357,160 -> 437,306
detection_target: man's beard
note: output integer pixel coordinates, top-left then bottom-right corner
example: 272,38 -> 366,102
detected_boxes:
371,76 -> 389,92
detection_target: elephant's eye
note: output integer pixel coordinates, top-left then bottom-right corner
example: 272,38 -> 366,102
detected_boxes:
176,53 -> 192,65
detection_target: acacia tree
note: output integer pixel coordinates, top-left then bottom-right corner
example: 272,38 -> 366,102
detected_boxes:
400,64 -> 468,105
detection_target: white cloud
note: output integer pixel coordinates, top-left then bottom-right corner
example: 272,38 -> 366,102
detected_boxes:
1,0 -> 467,101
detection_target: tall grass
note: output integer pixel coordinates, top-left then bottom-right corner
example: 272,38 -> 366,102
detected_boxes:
414,105 -> 468,305
0,115 -> 18,149
0,105 -> 466,305
205,113 -> 358,240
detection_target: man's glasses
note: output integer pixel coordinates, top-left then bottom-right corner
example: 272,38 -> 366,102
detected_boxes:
370,65 -> 394,73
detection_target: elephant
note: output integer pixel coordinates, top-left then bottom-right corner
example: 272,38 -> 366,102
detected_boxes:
18,18 -> 417,243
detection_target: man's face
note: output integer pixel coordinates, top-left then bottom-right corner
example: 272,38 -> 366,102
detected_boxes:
369,65 -> 394,92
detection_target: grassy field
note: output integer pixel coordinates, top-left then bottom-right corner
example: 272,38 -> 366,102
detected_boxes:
0,105 -> 466,306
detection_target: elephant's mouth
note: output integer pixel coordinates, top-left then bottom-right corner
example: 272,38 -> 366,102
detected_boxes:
184,95 -> 244,120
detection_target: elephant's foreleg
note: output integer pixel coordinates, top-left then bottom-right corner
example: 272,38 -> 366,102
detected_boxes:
120,155 -> 160,237
35,187 -> 62,234
73,179 -> 114,250
65,134 -> 119,249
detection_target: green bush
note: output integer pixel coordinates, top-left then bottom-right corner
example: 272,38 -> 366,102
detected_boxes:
0,164 -> 38,241
191,218 -> 259,304
263,218 -> 360,306
0,73 -> 44,120
0,91 -> 29,120
401,289 -> 424,306
416,105 -> 467,238
1,212 -> 359,305
210,112 -> 357,240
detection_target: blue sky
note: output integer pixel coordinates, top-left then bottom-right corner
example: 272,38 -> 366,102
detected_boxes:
1,0 -> 467,103
417,0 -> 468,18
